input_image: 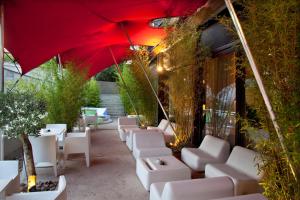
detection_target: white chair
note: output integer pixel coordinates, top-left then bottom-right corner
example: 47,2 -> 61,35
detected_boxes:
205,146 -> 263,196
118,117 -> 139,141
132,131 -> 172,159
0,160 -> 20,196
45,124 -> 67,149
64,127 -> 91,167
6,175 -> 67,200
29,135 -> 58,177
150,176 -> 234,200
162,123 -> 176,143
181,135 -> 230,171
147,119 -> 169,131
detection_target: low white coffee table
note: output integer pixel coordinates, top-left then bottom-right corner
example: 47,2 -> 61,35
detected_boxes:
136,155 -> 191,191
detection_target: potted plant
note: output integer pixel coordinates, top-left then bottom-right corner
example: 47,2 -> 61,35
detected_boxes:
0,92 -> 47,191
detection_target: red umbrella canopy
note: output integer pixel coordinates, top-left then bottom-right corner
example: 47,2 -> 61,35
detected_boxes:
4,0 -> 207,77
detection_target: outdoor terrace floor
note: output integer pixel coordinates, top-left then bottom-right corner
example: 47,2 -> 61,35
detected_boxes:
63,120 -> 148,200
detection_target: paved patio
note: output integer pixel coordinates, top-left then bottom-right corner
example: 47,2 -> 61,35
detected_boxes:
63,120 -> 148,200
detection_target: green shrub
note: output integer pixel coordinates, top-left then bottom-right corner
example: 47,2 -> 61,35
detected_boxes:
45,62 -> 86,132
220,0 -> 300,198
83,78 -> 101,107
117,53 -> 157,126
95,67 -> 118,82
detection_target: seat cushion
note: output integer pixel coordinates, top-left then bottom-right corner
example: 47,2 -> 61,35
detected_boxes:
205,164 -> 252,180
134,147 -> 172,159
205,164 -> 261,195
181,148 -> 217,171
161,177 -> 234,200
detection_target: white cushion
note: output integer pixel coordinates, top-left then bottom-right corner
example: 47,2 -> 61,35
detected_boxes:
147,119 -> 169,131
150,176 -> 234,200
134,147 -> 172,159
132,132 -> 172,159
205,146 -> 263,195
181,135 -> 230,171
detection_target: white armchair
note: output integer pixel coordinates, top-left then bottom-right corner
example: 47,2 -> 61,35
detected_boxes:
205,146 -> 263,196
162,123 -> 176,143
6,175 -> 67,200
181,135 -> 230,171
118,117 -> 139,141
132,131 -> 172,159
29,135 -> 58,177
0,160 -> 20,196
147,119 -> 169,131
45,124 -> 67,149
64,127 -> 91,167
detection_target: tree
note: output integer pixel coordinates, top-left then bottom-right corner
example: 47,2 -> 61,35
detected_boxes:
0,92 -> 47,191
45,63 -> 87,132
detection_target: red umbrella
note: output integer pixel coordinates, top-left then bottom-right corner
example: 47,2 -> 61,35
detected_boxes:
4,0 -> 207,77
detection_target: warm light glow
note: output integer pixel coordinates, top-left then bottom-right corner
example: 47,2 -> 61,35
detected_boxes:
152,43 -> 167,55
157,66 -> 163,73
28,175 -> 37,191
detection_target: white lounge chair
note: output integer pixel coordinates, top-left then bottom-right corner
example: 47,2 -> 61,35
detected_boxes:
29,135 -> 58,177
0,160 -> 20,196
181,135 -> 230,171
150,176 -> 234,200
118,117 -> 139,141
126,129 -> 152,151
162,123 -> 176,143
211,193 -> 266,200
45,124 -> 67,149
6,175 -> 67,200
205,146 -> 263,196
64,127 -> 91,167
147,119 -> 169,131
132,131 -> 172,159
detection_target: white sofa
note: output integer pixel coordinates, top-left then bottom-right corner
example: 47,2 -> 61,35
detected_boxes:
211,193 -> 266,200
7,176 -> 67,200
205,146 -> 263,196
147,119 -> 169,131
126,129 -> 155,151
64,127 -> 91,167
150,176 -> 234,200
181,135 -> 230,171
0,160 -> 20,196
133,131 -> 172,159
118,117 -> 139,141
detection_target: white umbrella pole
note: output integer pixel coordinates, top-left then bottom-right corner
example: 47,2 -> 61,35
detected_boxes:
224,0 -> 297,181
109,47 -> 141,124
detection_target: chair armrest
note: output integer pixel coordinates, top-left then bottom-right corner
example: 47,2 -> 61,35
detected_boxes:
7,191 -> 58,200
